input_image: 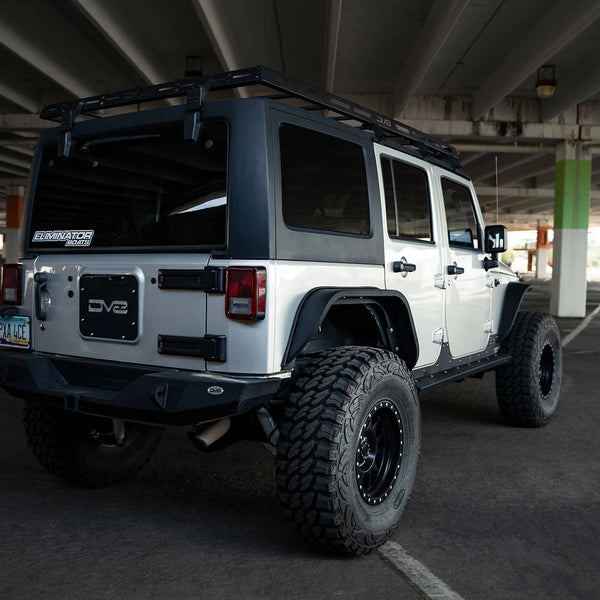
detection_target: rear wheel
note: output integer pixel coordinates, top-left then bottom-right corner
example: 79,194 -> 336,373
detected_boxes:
23,400 -> 163,486
496,311 -> 562,427
276,346 -> 420,555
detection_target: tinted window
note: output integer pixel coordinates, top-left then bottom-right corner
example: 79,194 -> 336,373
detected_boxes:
381,157 -> 432,241
30,120 -> 228,250
280,124 -> 369,236
441,178 -> 480,250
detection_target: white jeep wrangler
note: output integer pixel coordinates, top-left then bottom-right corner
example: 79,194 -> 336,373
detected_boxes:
0,67 -> 561,554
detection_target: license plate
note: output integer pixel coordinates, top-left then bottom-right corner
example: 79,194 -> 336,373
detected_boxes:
0,315 -> 30,348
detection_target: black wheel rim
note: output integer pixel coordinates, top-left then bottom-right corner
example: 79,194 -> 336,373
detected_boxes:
539,342 -> 555,398
355,399 -> 403,506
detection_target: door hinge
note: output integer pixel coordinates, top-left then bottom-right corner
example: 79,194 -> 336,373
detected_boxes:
434,273 -> 446,289
432,327 -> 446,344
484,320 -> 494,334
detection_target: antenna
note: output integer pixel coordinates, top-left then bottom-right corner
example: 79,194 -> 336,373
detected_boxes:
495,155 -> 499,223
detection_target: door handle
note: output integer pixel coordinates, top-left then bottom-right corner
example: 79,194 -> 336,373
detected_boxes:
393,260 -> 417,274
447,264 -> 465,276
34,273 -> 49,321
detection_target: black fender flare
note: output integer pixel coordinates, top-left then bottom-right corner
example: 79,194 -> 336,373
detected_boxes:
282,287 -> 419,368
498,282 -> 531,341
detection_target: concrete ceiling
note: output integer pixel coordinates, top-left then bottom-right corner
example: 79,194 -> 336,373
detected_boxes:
2,0 -> 600,228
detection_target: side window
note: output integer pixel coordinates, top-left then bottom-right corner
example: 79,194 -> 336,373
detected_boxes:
441,178 -> 480,250
280,124 -> 370,236
381,157 -> 432,242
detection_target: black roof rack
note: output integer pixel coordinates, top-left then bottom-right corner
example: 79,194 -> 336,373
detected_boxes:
40,65 -> 461,170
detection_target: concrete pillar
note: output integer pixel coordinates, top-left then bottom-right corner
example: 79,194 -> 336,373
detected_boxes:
536,220 -> 550,279
550,141 -> 591,317
4,184 -> 25,264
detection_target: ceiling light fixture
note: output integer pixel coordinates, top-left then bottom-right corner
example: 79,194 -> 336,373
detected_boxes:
536,65 -> 556,98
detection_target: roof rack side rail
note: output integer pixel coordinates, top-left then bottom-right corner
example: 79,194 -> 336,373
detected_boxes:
40,65 -> 460,168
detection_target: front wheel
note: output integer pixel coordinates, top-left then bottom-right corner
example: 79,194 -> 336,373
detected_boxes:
23,400 -> 163,487
496,311 -> 562,427
276,346 -> 420,555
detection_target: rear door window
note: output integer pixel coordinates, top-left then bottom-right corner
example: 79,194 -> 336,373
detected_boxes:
381,156 -> 433,242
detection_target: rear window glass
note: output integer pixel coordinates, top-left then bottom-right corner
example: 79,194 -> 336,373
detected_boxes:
30,120 -> 228,250
280,124 -> 370,236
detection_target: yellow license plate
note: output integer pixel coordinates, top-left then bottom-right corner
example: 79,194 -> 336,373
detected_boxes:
0,316 -> 30,348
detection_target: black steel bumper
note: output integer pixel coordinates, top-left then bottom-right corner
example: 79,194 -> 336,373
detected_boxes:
0,350 -> 286,426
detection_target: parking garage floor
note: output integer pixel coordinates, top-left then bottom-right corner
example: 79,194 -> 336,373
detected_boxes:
0,280 -> 598,600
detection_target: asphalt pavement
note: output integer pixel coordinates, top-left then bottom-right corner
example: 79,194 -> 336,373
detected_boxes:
0,280 -> 598,600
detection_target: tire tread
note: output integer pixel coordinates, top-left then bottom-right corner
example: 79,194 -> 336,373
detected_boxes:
276,346 -> 418,554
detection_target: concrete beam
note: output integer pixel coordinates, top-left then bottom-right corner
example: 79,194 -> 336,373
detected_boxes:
0,19 -> 95,99
541,59 -> 600,122
0,81 -> 38,113
393,0 -> 469,113
472,154 -> 544,182
471,0 -> 600,119
0,151 -> 31,171
325,0 -> 342,92
403,118 -> 581,141
71,0 -> 178,106
459,152 -> 487,166
499,161 -> 555,188
476,186 -> 600,201
0,138 -> 39,148
455,143 -> 557,155
0,114 -> 54,133
0,164 -> 28,178
476,186 -> 553,199
190,0 -> 250,98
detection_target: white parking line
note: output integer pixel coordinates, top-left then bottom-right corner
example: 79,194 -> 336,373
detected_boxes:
561,304 -> 600,348
379,541 -> 466,600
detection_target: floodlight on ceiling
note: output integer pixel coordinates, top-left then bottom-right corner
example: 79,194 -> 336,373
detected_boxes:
536,65 -> 556,98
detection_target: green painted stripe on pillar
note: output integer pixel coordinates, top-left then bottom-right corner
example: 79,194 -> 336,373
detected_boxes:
554,159 -> 591,230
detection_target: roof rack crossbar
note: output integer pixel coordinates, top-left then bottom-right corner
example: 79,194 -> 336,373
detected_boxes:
40,65 -> 460,167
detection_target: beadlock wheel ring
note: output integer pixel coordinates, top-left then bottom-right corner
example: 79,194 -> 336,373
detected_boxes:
355,399 -> 404,506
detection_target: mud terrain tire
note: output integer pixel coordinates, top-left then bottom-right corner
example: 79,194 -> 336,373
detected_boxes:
276,346 -> 420,555
496,311 -> 562,427
24,400 -> 163,486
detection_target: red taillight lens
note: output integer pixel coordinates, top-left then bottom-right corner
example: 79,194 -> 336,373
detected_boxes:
225,267 -> 266,320
1,264 -> 23,305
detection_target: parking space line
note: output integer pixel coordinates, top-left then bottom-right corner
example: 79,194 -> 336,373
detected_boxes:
379,541 -> 466,600
561,304 -> 600,348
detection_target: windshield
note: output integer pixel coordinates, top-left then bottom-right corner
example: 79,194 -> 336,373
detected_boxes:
29,120 -> 228,250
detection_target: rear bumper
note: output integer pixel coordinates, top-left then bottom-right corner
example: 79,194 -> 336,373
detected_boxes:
0,350 -> 286,425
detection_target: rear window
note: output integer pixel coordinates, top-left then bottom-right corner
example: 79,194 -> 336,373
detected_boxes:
280,124 -> 370,236
29,120 -> 228,250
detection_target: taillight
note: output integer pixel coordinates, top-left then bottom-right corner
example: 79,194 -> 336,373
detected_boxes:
1,264 -> 23,305
225,267 -> 266,320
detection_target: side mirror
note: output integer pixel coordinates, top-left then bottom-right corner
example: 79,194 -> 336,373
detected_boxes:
484,225 -> 507,254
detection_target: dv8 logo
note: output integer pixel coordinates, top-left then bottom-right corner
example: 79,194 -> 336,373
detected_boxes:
88,299 -> 129,315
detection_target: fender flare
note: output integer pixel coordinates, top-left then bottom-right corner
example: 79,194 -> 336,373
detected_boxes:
282,287 -> 419,368
498,282 -> 531,341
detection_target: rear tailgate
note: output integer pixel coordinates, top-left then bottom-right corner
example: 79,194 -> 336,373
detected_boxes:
30,254 -> 215,370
